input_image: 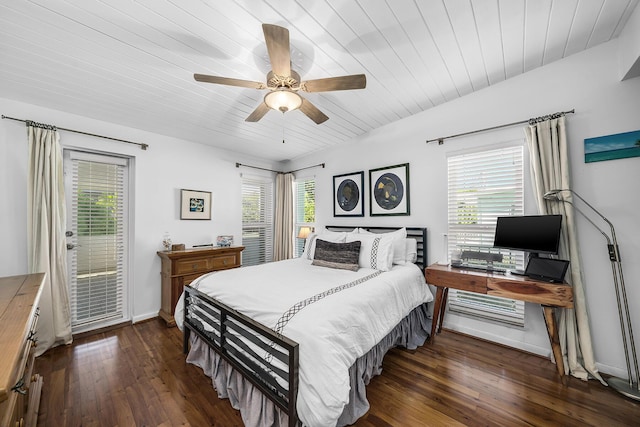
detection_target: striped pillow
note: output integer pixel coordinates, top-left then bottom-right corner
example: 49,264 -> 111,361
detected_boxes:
311,239 -> 361,271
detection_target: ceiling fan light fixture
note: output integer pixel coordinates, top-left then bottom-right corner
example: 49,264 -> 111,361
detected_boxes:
264,87 -> 302,112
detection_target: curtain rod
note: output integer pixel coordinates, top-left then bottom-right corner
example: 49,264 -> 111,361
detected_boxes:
426,109 -> 575,145
236,162 -> 325,174
2,115 -> 148,150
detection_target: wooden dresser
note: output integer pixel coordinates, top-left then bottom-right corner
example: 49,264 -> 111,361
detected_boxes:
157,246 -> 244,326
0,273 -> 45,427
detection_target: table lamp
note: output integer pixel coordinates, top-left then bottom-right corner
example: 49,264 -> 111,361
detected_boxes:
297,226 -> 313,240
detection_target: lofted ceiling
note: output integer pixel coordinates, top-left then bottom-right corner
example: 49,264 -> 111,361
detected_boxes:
1,0 -> 637,162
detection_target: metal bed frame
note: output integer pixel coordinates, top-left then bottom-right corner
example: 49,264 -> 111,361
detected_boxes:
183,226 -> 427,426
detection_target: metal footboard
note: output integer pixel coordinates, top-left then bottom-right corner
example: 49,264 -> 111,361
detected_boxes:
183,285 -> 299,426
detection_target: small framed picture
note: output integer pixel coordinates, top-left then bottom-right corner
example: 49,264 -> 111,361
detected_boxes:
180,189 -> 211,220
333,171 -> 364,217
216,235 -> 233,247
369,163 -> 410,216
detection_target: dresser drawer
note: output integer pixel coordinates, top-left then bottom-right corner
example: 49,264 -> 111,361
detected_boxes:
174,257 -> 212,275
211,254 -> 238,269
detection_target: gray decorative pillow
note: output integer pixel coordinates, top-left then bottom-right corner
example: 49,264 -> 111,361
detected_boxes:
312,239 -> 361,271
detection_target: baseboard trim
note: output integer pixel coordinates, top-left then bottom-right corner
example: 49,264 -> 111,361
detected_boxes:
441,327 -> 628,378
442,324 -> 551,358
72,320 -> 131,340
132,312 -> 159,324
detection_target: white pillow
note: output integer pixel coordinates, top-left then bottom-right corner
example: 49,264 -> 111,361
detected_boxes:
404,238 -> 418,264
357,227 -> 407,265
346,233 -> 394,271
303,232 -> 347,260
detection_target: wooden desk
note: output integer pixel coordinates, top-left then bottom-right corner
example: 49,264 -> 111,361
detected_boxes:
425,264 -> 573,378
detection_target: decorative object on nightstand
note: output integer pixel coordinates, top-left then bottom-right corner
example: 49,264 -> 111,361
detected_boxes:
216,235 -> 233,247
157,246 -> 244,327
544,189 -> 639,401
162,232 -> 172,251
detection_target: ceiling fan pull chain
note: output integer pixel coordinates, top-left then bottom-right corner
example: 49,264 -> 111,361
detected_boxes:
282,111 -> 286,143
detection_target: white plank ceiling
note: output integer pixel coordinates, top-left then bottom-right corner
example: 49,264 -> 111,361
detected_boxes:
1,0 -> 637,162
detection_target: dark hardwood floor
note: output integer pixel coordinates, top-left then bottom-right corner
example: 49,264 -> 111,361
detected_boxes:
35,318 -> 639,426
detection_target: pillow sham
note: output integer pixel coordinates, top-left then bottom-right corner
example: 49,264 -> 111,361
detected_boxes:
405,238 -> 418,264
311,239 -> 361,271
357,227 -> 407,265
345,233 -> 394,271
302,232 -> 347,260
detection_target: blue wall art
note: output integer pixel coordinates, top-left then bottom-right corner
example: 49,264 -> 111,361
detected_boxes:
584,129 -> 640,163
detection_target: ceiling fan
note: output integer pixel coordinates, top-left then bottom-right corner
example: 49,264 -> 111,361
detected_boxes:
194,24 -> 366,125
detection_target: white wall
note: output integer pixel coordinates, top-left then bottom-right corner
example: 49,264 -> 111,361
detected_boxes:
0,97 -> 278,322
619,4 -> 640,80
288,38 -> 640,378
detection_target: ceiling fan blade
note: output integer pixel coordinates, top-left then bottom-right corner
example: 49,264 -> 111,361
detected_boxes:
301,74 -> 366,92
262,24 -> 291,77
194,74 -> 266,89
245,102 -> 271,122
299,98 -> 329,124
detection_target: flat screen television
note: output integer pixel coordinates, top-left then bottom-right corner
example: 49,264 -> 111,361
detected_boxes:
493,214 -> 563,255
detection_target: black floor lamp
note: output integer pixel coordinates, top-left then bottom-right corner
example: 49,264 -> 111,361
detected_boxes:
544,189 -> 639,400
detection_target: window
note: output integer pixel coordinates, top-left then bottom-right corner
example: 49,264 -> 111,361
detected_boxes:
242,175 -> 274,266
447,144 -> 525,326
294,178 -> 316,257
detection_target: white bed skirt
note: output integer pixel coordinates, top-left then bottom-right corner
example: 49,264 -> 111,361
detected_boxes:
186,303 -> 431,427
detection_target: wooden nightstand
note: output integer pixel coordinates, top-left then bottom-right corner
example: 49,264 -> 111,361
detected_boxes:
157,246 -> 244,327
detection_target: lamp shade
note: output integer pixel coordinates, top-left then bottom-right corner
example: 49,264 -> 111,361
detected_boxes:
297,226 -> 312,239
264,88 -> 303,112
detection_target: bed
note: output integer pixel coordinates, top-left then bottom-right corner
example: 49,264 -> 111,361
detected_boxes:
175,226 -> 432,427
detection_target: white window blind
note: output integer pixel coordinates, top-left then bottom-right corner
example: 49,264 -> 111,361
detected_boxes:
447,144 -> 525,326
69,153 -> 128,330
242,175 -> 274,266
294,178 -> 315,257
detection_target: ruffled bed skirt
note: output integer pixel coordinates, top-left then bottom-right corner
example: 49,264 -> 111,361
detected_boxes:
186,303 -> 431,427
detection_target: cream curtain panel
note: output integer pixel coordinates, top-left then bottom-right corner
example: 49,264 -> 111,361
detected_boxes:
525,115 -> 604,383
273,172 -> 294,261
27,122 -> 73,355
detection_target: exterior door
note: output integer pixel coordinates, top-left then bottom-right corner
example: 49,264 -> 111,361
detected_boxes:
64,150 -> 130,333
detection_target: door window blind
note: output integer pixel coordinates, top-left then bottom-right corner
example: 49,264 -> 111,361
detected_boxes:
447,144 -> 525,326
294,178 -> 315,257
242,175 -> 274,266
69,152 -> 128,330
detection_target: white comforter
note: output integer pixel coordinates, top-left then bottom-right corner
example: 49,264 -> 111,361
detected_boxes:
175,258 -> 433,427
